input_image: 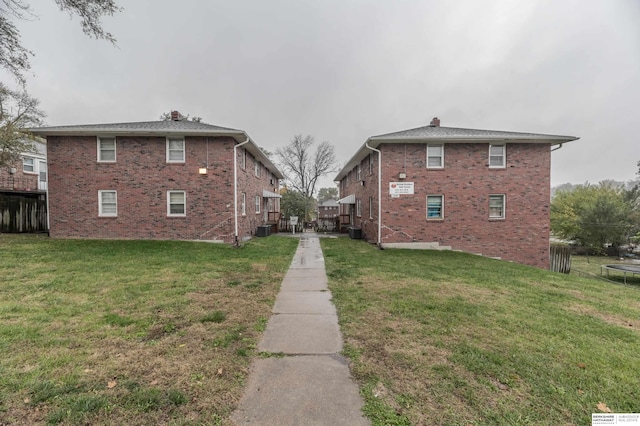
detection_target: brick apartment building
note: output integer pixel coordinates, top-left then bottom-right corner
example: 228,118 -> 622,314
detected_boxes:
335,118 -> 578,268
31,113 -> 283,243
317,199 -> 339,219
0,140 -> 48,232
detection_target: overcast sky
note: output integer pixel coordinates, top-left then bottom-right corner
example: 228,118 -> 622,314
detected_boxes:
8,0 -> 640,188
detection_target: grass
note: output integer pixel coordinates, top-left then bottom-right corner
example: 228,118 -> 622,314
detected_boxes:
0,234 -> 298,425
321,239 -> 640,425
571,255 -> 640,286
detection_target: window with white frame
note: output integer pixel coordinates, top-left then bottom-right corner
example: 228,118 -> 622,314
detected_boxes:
427,144 -> 444,168
255,160 -> 261,177
489,145 -> 505,168
369,196 -> 373,219
23,156 -> 35,173
426,195 -> 444,219
241,192 -> 246,216
166,137 -> 185,163
368,153 -> 373,175
167,191 -> 186,216
255,195 -> 261,213
98,190 -> 117,217
489,194 -> 505,219
356,198 -> 362,217
356,165 -> 361,181
97,137 -> 116,162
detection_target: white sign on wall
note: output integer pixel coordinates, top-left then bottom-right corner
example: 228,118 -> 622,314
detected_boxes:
389,182 -> 414,195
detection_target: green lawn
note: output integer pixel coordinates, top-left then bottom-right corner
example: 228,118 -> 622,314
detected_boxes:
321,239 -> 640,426
571,255 -> 640,286
0,234 -> 298,425
3,234 -> 640,425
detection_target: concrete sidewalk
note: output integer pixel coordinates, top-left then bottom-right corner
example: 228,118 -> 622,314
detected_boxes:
231,234 -> 369,425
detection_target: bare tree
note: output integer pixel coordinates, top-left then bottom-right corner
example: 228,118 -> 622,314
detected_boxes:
0,0 -> 121,84
0,82 -> 45,167
276,134 -> 336,199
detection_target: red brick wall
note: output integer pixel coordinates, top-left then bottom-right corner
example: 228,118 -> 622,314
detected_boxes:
340,143 -> 551,268
46,135 -> 277,243
0,159 -> 40,193
235,147 -> 280,241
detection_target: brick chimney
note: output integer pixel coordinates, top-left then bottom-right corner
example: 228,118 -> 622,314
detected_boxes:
429,117 -> 440,127
170,110 -> 183,121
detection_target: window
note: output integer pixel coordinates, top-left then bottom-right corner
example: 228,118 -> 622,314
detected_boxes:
356,199 -> 362,217
241,192 -> 246,216
97,137 -> 116,162
489,194 -> 505,219
167,191 -> 186,216
167,137 -> 185,163
241,149 -> 246,169
255,160 -> 261,177
427,195 -> 444,219
427,145 -> 444,168
23,156 -> 35,173
489,145 -> 505,168
98,190 -> 117,217
255,195 -> 261,213
368,153 -> 373,175
356,165 -> 362,181
369,196 -> 373,219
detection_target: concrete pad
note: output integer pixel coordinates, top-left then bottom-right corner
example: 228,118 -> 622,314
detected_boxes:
259,314 -> 342,354
231,355 -> 368,426
280,276 -> 328,292
284,269 -> 327,279
273,291 -> 335,315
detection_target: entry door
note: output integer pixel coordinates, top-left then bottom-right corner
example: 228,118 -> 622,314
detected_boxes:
38,161 -> 47,191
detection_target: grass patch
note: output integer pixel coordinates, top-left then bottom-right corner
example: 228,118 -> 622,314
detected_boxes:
322,238 -> 640,425
0,234 -> 297,425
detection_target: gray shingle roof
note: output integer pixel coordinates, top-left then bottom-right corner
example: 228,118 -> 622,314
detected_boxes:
372,125 -> 576,141
31,119 -> 242,135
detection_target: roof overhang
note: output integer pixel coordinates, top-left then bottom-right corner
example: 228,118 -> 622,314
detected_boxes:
262,190 -> 282,198
334,132 -> 579,181
337,194 -> 355,204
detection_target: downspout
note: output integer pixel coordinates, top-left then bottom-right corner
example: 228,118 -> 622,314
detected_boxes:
551,143 -> 563,152
233,137 -> 250,245
365,142 -> 382,247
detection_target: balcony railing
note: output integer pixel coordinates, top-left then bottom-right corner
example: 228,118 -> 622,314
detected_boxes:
0,175 -> 42,192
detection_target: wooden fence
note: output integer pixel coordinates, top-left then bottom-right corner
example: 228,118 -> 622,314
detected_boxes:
550,245 -> 572,274
0,195 -> 48,233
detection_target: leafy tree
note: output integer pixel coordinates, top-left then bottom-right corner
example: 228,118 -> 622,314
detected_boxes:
0,82 -> 45,167
0,0 -> 121,85
317,187 -> 338,203
551,183 -> 634,254
280,190 -> 312,221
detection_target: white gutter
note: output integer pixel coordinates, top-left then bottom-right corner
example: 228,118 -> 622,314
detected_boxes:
233,137 -> 250,245
365,142 -> 382,247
